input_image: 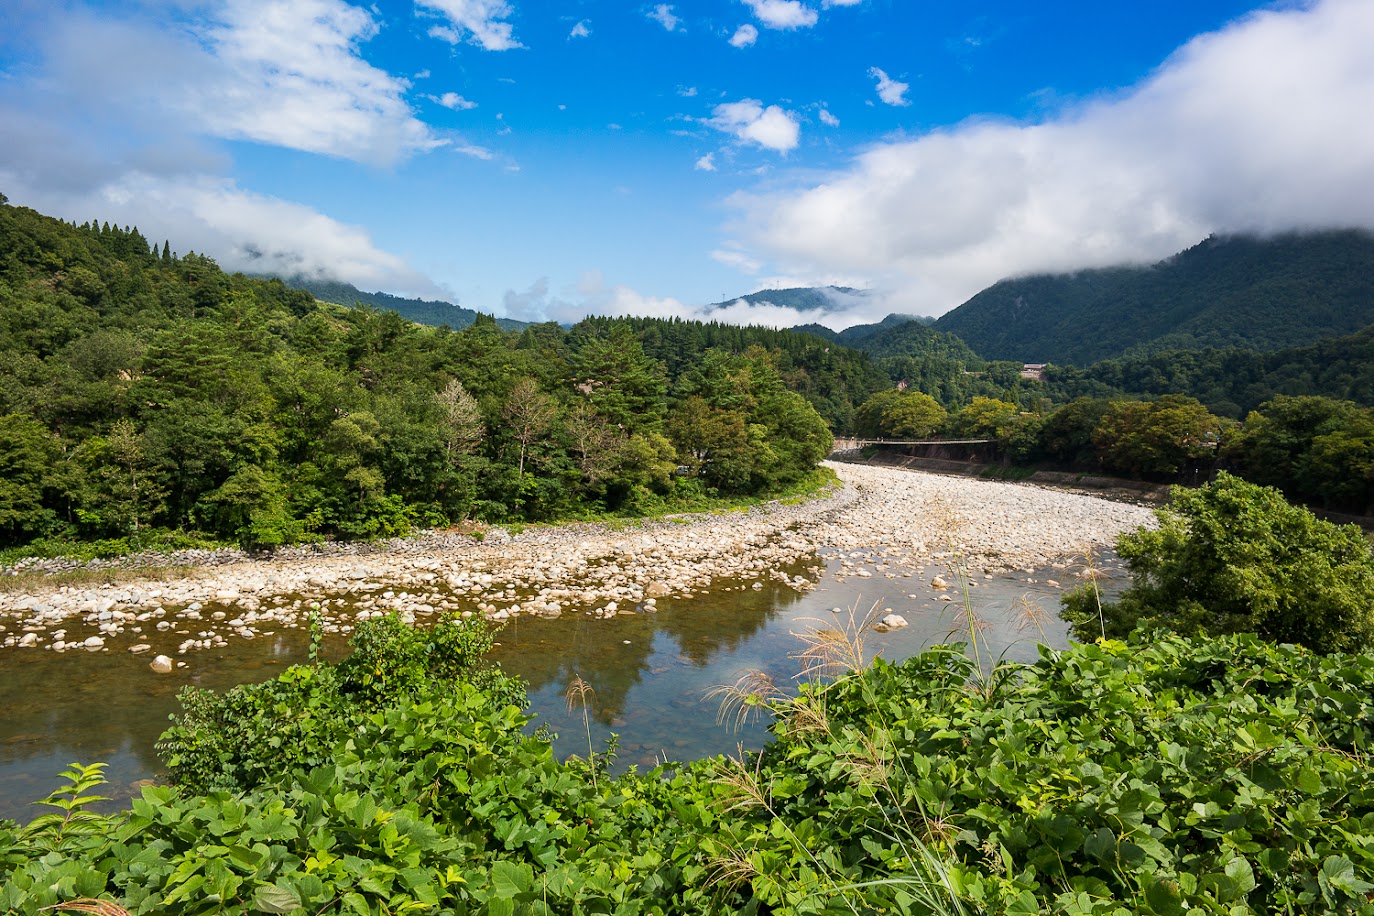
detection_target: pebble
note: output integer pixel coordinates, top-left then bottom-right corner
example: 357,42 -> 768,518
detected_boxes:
0,463 -> 1154,658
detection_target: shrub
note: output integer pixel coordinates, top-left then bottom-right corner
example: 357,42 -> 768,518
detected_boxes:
1062,472 -> 1374,652
155,613 -> 525,793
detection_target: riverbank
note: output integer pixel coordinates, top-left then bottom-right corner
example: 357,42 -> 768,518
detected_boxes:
0,463 -> 1156,658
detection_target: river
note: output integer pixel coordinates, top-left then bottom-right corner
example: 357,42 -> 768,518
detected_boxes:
0,550 -> 1124,822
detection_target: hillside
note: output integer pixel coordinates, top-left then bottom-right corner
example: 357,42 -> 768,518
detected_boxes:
0,199 -> 836,552
281,276 -> 528,331
932,230 -> 1374,364
1044,319 -> 1374,417
707,285 -> 868,317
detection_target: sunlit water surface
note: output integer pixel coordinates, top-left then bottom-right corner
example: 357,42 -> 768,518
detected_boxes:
0,553 -> 1125,821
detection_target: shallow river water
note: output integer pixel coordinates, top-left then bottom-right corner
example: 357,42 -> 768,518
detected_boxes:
0,552 -> 1125,822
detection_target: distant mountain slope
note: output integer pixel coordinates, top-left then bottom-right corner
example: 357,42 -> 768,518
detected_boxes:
792,313 -> 978,363
282,276 -> 528,331
931,231 -> 1374,365
1045,319 -> 1374,417
708,286 -> 869,316
845,319 -> 982,363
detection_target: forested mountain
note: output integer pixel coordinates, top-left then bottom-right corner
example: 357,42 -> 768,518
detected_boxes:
279,276 -> 528,332
931,230 -> 1374,364
707,285 -> 868,315
0,199 -> 837,551
1043,320 -> 1374,418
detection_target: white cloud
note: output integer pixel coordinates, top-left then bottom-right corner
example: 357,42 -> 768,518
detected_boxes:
822,0 -> 863,5
497,271 -> 877,329
744,0 -> 818,30
729,24 -> 759,48
648,5 -> 681,31
709,99 -> 800,153
819,108 -> 839,127
432,92 -> 478,110
417,0 -> 521,51
453,143 -> 495,160
14,0 -> 441,169
726,0 -> 1374,317
4,170 -> 446,297
569,20 -> 590,38
678,86 -> 699,97
711,248 -> 760,273
868,67 -> 911,107
695,153 -> 717,171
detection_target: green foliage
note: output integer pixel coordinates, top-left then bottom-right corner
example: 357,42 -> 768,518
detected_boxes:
0,413 -> 58,541
1231,395 -> 1374,513
947,395 -> 1021,440
4,634 -> 1373,915
1092,395 -> 1228,479
13,762 -> 111,852
0,199 -> 845,555
854,388 -> 947,438
1062,473 -> 1374,652
155,613 -> 525,793
936,230 -> 1374,364
286,276 -> 528,331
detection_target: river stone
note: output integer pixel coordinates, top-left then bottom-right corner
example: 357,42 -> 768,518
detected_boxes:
128,643 -> 152,654
149,655 -> 174,673
83,636 -> 104,649
931,576 -> 949,589
877,613 -> 909,630
18,632 -> 38,648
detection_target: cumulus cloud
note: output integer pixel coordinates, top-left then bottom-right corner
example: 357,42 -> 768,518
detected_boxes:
709,99 -> 800,153
4,171 -> 445,297
0,1 -> 458,302
495,270 -> 880,329
648,5 -> 680,31
868,67 -> 911,106
497,274 -> 826,328
818,108 -> 840,127
695,153 -> 717,171
9,0 -> 441,169
744,0 -> 818,30
726,0 -> 1374,318
729,24 -> 759,48
417,0 -> 521,51
569,20 -> 590,38
432,91 -> 478,110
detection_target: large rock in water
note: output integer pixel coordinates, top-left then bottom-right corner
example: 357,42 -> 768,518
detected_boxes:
149,655 -> 174,674
876,613 -> 909,631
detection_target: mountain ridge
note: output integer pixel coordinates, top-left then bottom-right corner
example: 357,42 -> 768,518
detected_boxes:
930,230 -> 1374,365
278,276 -> 529,332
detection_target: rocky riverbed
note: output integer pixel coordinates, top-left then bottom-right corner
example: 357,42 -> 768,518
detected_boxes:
0,463 -> 1156,660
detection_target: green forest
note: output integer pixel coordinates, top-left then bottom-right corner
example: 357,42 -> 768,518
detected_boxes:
0,199 -> 851,553
0,197 -> 1093,558
4,202 -> 1374,915
931,230 -> 1374,364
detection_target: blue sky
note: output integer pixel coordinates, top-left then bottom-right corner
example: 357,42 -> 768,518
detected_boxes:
3,0 -> 1373,327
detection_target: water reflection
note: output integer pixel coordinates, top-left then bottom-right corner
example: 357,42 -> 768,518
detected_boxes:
494,562 -> 808,722
0,629 -> 350,821
0,553 -> 1126,820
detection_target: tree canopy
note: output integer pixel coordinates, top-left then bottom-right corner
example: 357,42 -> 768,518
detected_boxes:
1062,472 -> 1374,653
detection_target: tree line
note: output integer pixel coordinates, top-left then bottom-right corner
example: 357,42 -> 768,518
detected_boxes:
855,385 -> 1374,515
0,201 -> 836,552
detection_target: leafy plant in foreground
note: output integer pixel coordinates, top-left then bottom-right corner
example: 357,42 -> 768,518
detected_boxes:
1061,472 -> 1374,652
155,612 -> 526,793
